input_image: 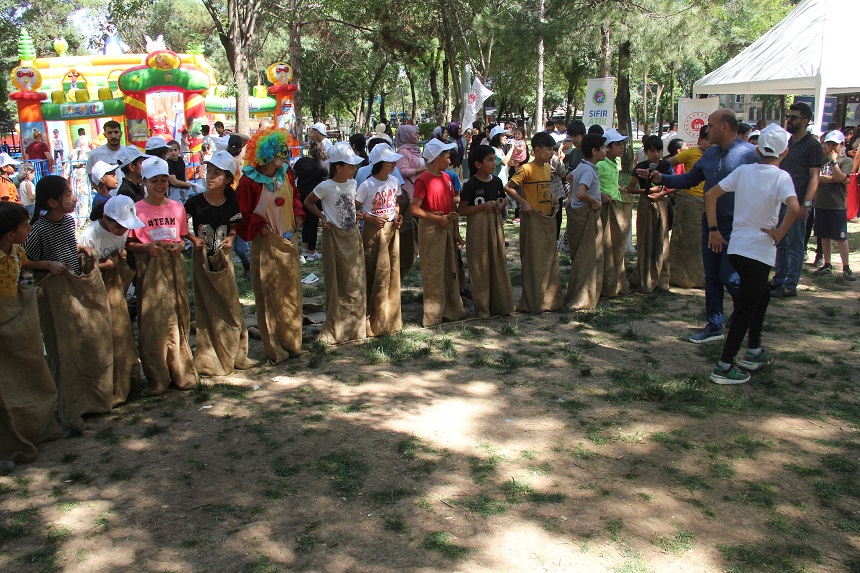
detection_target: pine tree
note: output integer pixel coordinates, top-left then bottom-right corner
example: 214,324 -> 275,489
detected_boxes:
18,29 -> 37,62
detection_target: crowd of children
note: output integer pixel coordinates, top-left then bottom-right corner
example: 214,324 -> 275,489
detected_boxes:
1,117 -> 856,471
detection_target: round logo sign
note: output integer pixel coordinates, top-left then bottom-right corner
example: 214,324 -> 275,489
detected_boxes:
684,112 -> 709,137
593,89 -> 606,105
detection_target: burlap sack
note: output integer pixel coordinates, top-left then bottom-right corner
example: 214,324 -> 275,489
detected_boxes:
101,259 -> 140,406
36,263 -> 113,428
363,221 -> 402,337
669,191 -> 705,288
601,199 -> 631,298
135,251 -> 197,396
0,289 -> 59,462
250,232 -> 303,362
321,225 -> 367,343
418,218 -> 465,326
398,193 -> 417,277
466,210 -> 514,318
564,205 -> 603,311
192,247 -> 251,376
518,211 -> 563,313
630,195 -> 671,293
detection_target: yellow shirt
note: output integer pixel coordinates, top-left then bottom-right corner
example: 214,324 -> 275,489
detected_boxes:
509,162 -> 553,215
0,245 -> 26,297
674,147 -> 705,197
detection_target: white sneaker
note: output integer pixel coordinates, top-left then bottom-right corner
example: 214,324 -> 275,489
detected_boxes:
299,255 -> 307,265
306,252 -> 321,261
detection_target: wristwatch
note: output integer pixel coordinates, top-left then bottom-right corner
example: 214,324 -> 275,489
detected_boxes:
709,226 -> 718,232
802,200 -> 812,207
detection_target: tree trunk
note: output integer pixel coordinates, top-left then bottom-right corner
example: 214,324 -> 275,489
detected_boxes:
405,68 -> 417,122
364,61 -> 387,130
288,19 -> 303,138
429,48 -> 443,124
654,84 -> 664,132
443,56 -> 451,124
534,0 -> 545,136
379,88 -> 387,125
642,69 -> 649,137
565,78 -> 574,123
616,40 -> 634,173
599,25 -> 611,78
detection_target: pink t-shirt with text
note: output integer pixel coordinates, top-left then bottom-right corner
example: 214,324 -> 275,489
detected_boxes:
130,200 -> 189,244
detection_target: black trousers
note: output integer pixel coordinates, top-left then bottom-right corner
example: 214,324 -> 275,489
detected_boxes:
804,207 -> 822,256
300,189 -> 320,251
721,254 -> 771,364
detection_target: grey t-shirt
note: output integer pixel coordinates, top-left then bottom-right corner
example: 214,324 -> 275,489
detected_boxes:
568,160 -> 601,208
814,156 -> 852,210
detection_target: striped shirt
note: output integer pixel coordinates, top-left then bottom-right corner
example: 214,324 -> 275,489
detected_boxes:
24,215 -> 81,275
780,133 -> 823,198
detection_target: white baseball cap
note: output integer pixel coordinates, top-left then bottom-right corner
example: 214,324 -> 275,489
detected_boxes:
748,130 -> 761,138
603,128 -> 629,144
824,130 -> 846,145
757,124 -> 790,158
311,122 -> 328,136
369,143 -> 403,165
0,153 -> 20,168
91,160 -> 119,184
422,138 -> 456,162
116,145 -> 150,166
141,156 -> 170,179
327,141 -> 364,165
104,195 -> 145,230
205,150 -> 238,176
489,125 -> 510,140
145,136 -> 169,151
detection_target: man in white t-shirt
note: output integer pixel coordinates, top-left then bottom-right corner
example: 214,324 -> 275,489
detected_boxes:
703,124 -> 799,385
86,121 -> 124,184
310,122 -> 333,153
78,195 -> 145,268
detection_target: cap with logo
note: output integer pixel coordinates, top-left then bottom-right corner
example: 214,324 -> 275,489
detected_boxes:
104,195 -> 145,230
116,145 -> 150,166
368,143 -> 403,165
204,150 -> 239,176
824,130 -> 846,145
145,136 -> 170,152
602,128 -> 629,144
327,141 -> 364,165
489,125 -> 511,140
141,156 -> 170,179
422,138 -> 456,163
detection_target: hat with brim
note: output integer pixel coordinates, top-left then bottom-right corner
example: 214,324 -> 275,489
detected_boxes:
369,143 -> 403,165
327,141 -> 364,165
104,195 -> 145,230
91,160 -> 119,184
116,145 -> 150,166
489,126 -> 511,139
141,156 -> 170,179
312,122 -> 329,136
824,130 -> 846,145
0,153 -> 20,168
145,136 -> 170,152
422,139 -> 456,163
758,124 -> 790,158
204,150 -> 238,176
603,128 -> 629,144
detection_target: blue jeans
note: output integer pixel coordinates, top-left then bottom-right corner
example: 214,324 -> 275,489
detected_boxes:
701,215 -> 740,331
772,205 -> 807,290
234,236 -> 251,268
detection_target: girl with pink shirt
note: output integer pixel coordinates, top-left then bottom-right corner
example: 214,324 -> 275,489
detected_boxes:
395,124 -> 425,276
126,157 -> 203,396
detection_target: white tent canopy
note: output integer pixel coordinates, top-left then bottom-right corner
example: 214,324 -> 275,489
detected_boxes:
693,0 -> 860,130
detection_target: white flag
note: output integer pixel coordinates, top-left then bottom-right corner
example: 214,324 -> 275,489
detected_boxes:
582,77 -> 615,130
678,97 -> 720,144
461,78 -> 494,130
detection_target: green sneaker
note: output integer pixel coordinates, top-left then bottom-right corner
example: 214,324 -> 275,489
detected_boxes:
737,349 -> 770,371
709,363 -> 751,385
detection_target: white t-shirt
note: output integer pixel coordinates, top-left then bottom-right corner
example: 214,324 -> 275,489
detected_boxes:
356,175 -> 402,222
312,179 -> 357,231
718,163 -> 796,266
78,220 -> 128,261
18,181 -> 35,206
86,145 -> 122,177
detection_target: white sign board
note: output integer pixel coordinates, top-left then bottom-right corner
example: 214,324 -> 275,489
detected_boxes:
678,97 -> 720,144
582,77 -> 615,130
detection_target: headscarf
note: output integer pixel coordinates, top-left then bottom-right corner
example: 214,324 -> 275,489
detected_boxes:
432,126 -> 445,141
448,121 -> 464,166
395,124 -> 420,152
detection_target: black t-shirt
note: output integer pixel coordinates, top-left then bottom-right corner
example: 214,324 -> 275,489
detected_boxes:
293,157 -> 329,198
184,193 -> 242,255
633,159 -> 672,191
167,157 -> 186,182
118,178 -> 145,202
461,175 -> 506,206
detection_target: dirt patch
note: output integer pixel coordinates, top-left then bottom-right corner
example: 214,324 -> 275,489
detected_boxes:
2,221 -> 860,572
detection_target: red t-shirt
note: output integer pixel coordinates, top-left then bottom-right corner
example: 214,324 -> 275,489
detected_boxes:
413,171 -> 455,214
26,142 -> 50,162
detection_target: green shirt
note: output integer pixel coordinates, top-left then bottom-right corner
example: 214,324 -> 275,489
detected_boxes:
597,158 -> 622,201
